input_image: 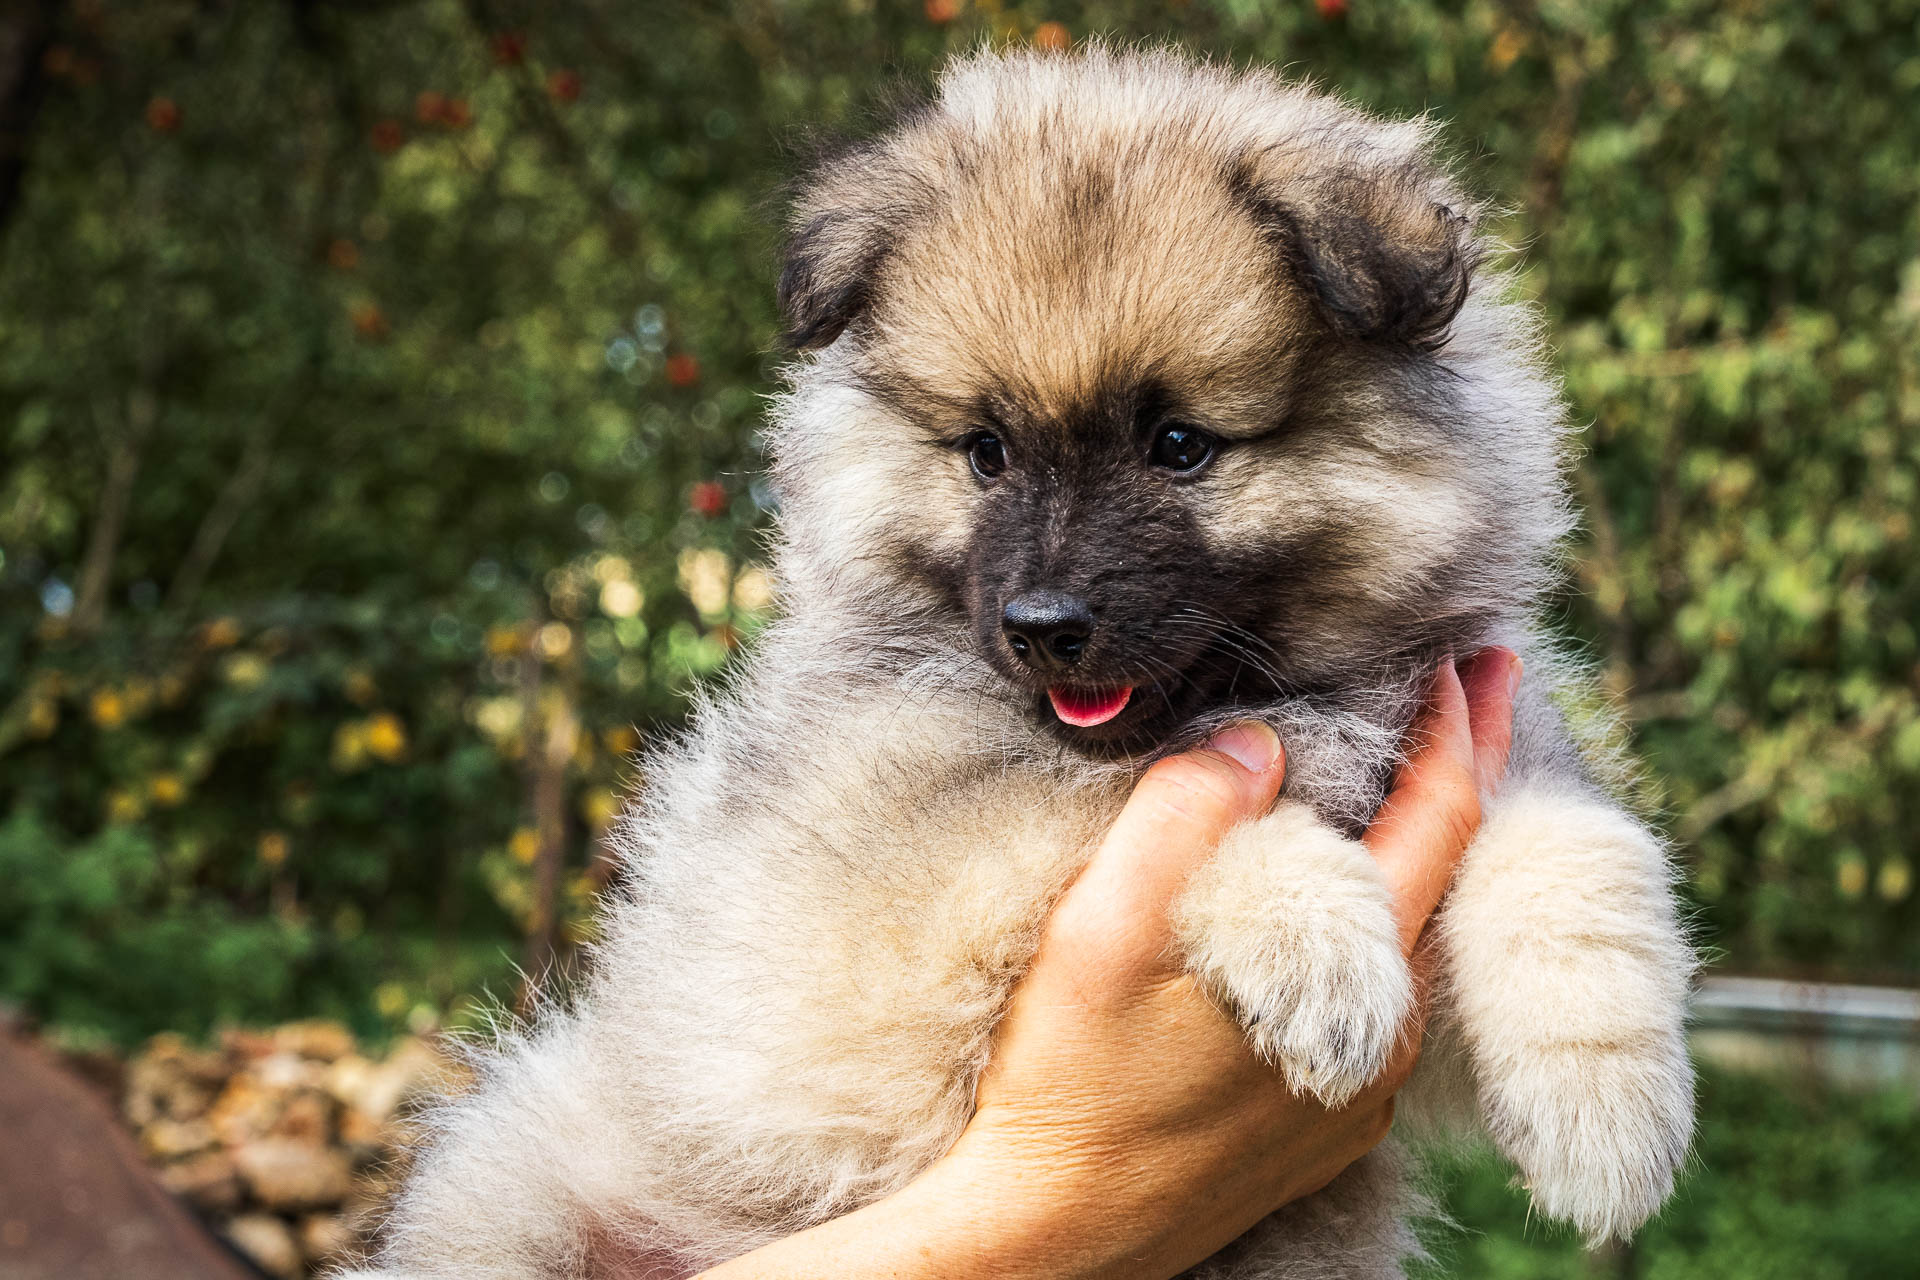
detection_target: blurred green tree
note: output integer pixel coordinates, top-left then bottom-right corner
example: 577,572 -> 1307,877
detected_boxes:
1,0 -> 1915,1044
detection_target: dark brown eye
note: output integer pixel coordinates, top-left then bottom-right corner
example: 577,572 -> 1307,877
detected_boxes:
1150,424 -> 1215,472
967,432 -> 1008,480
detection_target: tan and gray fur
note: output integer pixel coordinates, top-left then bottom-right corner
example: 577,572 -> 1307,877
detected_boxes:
346,45 -> 1695,1280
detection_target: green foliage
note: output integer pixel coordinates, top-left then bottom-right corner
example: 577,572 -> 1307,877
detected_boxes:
2,0 -> 1917,1041
1420,1069 -> 1920,1279
0,807 -> 319,1035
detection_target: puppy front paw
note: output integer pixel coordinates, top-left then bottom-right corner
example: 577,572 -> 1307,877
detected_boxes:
1172,803 -> 1412,1108
1479,1032 -> 1693,1242
1444,785 -> 1698,1240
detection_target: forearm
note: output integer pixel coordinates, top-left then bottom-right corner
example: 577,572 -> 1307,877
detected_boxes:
691,1142 -> 1173,1280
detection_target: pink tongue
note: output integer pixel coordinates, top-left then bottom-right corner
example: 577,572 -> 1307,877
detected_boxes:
1048,686 -> 1133,728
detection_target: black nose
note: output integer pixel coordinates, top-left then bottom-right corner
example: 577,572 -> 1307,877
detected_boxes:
1001,591 -> 1095,671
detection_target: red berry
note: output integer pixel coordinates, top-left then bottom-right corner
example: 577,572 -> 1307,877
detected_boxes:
1316,0 -> 1349,19
145,97 -> 181,133
490,32 -> 527,66
689,482 -> 728,518
415,90 -> 448,124
443,98 -> 473,130
925,0 -> 962,23
664,353 -> 700,388
369,119 -> 405,154
546,69 -> 582,103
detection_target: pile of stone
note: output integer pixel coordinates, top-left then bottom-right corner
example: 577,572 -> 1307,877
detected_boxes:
121,1021 -> 457,1278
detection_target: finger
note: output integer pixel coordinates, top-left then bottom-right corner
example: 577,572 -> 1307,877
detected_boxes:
1053,722 -> 1285,968
1362,927 -> 1441,1102
1384,657 -> 1473,796
1364,661 -> 1481,954
1457,646 -> 1522,794
1407,913 -> 1446,1007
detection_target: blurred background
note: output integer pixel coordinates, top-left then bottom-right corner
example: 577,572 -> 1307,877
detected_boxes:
1,1 -> 1916,1277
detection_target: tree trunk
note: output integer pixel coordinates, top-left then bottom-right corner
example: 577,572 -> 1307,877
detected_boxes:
71,385 -> 159,637
0,0 -> 55,242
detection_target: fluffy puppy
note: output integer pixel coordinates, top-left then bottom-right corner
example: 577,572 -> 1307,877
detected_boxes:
347,44 -> 1695,1280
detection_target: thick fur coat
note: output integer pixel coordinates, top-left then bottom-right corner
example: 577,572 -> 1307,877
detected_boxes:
346,46 -> 1696,1280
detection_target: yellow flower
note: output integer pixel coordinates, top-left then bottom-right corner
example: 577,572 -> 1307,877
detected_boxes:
330,721 -> 367,771
148,773 -> 186,806
732,565 -> 774,613
363,712 -> 407,762
1837,855 -> 1869,899
221,652 -> 269,688
1880,859 -> 1913,903
581,788 -> 620,828
469,695 -> 522,741
258,831 -> 290,867
602,725 -> 640,757
536,621 -> 573,660
591,554 -> 633,584
508,827 -> 541,865
90,688 -> 127,728
599,578 -> 642,618
486,623 -> 528,657
677,548 -> 731,619
107,789 -> 144,823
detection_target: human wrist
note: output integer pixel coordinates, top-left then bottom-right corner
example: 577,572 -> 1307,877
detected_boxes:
908,1119 -> 1179,1280
688,1133 -> 1158,1280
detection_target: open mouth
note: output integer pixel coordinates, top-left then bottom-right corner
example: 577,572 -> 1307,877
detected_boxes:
1046,685 -> 1134,728
1005,614 -> 1274,754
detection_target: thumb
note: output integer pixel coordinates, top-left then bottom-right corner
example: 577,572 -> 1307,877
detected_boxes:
1049,723 -> 1286,974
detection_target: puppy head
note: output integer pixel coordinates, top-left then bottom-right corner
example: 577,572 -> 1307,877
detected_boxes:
769,46 -> 1569,755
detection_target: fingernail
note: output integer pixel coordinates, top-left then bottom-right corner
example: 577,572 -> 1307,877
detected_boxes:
1207,722 -> 1281,773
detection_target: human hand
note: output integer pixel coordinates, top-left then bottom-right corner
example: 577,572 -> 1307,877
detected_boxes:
930,647 -> 1520,1278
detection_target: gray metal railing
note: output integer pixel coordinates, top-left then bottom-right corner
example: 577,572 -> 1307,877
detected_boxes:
1689,975 -> 1920,1089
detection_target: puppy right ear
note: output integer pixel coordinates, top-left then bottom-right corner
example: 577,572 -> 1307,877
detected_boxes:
780,128 -> 921,350
778,88 -> 945,350
777,201 -> 888,350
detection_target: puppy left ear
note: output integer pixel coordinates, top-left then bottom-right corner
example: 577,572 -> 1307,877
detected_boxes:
778,203 -> 888,350
1234,154 -> 1481,352
778,140 -> 909,351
